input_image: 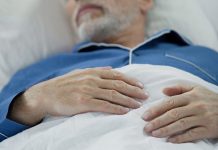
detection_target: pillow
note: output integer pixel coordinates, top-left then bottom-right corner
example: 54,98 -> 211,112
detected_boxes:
0,0 -> 218,90
0,0 -> 76,90
147,0 -> 218,51
198,0 -> 218,35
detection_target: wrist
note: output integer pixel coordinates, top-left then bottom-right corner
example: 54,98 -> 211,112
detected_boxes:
8,86 -> 46,126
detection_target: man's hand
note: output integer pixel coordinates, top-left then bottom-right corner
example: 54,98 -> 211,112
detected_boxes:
9,67 -> 148,126
142,85 -> 218,143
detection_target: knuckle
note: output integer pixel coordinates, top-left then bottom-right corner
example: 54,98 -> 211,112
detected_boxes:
112,71 -> 123,79
195,103 -> 208,113
128,98 -> 137,106
110,90 -> 119,99
166,98 -> 176,108
168,110 -> 180,119
86,76 -> 97,83
187,130 -> 197,138
81,76 -> 98,85
100,101 -> 110,108
79,85 -> 92,93
120,81 -> 128,89
178,119 -> 188,128
189,90 -> 200,99
113,81 -> 127,89
77,95 -> 87,105
207,115 -> 215,125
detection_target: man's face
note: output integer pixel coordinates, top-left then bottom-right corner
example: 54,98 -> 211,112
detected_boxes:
67,0 -> 142,42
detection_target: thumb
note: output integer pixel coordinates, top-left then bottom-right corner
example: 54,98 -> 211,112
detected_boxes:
163,85 -> 194,96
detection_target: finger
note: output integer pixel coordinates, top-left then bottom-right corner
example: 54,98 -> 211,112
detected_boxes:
92,88 -> 142,109
144,105 -> 199,132
142,95 -> 190,121
99,79 -> 148,100
150,116 -> 204,138
97,69 -> 145,89
167,127 -> 208,143
84,98 -> 130,115
163,85 -> 193,96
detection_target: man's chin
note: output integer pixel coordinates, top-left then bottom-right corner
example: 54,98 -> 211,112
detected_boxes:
75,17 -> 122,42
76,22 -> 106,41
76,25 -> 98,41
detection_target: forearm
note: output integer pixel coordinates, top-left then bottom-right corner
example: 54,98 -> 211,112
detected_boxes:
8,88 -> 45,126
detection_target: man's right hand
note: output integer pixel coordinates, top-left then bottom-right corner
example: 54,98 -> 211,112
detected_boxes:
8,67 -> 148,126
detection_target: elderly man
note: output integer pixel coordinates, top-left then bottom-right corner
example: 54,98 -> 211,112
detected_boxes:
0,0 -> 218,144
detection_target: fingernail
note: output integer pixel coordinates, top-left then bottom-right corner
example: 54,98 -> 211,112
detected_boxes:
138,101 -> 143,105
132,102 -> 142,109
143,111 -> 150,120
144,91 -> 149,97
137,82 -> 144,88
136,101 -> 143,107
123,108 -> 130,113
140,91 -> 149,100
138,91 -> 148,100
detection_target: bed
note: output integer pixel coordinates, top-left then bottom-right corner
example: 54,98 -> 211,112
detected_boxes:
0,0 -> 218,149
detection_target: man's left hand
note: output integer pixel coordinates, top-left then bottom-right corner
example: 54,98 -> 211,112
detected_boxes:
142,85 -> 218,143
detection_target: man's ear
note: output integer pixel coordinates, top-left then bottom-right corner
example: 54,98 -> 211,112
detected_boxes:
138,0 -> 153,15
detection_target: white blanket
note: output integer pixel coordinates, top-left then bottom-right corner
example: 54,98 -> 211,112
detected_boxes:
0,64 -> 218,150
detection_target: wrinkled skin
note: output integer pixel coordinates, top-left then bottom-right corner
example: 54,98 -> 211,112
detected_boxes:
143,85 -> 218,143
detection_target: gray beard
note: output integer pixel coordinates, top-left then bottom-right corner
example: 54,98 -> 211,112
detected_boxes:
75,10 -> 138,42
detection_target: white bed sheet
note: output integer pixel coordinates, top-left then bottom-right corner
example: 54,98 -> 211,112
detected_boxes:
0,64 -> 217,150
